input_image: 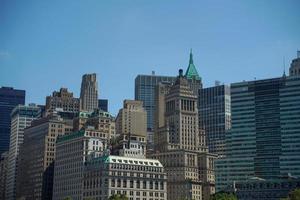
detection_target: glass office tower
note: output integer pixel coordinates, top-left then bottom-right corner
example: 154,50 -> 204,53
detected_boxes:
216,75 -> 300,191
0,87 -> 25,155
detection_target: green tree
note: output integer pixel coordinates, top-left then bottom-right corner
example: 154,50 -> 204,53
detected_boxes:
108,194 -> 129,200
63,197 -> 72,200
210,192 -> 238,200
281,188 -> 300,200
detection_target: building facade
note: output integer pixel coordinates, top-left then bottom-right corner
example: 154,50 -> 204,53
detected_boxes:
198,84 -> 231,156
0,87 -> 25,155
83,155 -> 167,200
135,74 -> 176,132
6,104 -> 41,200
52,129 -> 109,200
16,114 -> 73,200
99,99 -> 108,112
152,70 -> 216,200
45,88 -> 80,115
216,75 -> 300,191
80,73 -> 99,112
0,152 -> 8,200
289,51 -> 300,76
235,176 -> 300,200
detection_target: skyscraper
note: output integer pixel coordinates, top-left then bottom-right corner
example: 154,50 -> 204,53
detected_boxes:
0,87 -> 25,155
198,84 -> 231,156
16,114 -> 73,200
80,73 -> 99,112
135,74 -> 176,132
6,104 -> 41,200
215,74 -> 300,191
45,88 -> 80,115
152,69 -> 215,200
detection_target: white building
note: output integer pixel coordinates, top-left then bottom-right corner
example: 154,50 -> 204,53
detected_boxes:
5,104 -> 41,200
83,155 -> 167,200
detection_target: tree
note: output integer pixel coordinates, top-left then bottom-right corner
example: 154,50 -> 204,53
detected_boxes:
210,192 -> 238,200
63,197 -> 72,200
281,188 -> 300,200
108,194 -> 129,200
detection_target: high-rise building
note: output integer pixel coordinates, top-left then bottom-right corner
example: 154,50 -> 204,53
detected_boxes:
289,50 -> 300,76
53,129 -> 108,200
45,88 -> 80,115
98,99 -> 108,112
0,87 -> 25,155
115,100 -> 147,156
198,84 -> 231,156
0,152 -> 8,200
215,74 -> 300,191
6,104 -> 41,200
152,69 -> 216,200
80,73 -> 99,112
16,114 -> 73,200
135,74 -> 176,132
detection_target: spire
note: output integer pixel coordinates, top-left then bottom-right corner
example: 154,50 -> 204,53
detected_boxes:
283,56 -> 286,77
189,49 -> 193,64
185,49 -> 201,81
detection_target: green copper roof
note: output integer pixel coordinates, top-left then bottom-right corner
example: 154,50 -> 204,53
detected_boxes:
185,49 -> 201,80
56,130 -> 85,143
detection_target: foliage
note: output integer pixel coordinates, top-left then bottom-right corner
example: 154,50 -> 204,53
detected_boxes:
108,194 -> 129,200
281,188 -> 300,200
63,197 -> 72,200
210,192 -> 238,200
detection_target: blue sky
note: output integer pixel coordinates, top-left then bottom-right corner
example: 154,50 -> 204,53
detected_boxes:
1,0 -> 300,115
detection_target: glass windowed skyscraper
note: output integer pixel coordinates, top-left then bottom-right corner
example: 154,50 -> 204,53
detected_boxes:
216,75 -> 300,191
0,87 -> 25,155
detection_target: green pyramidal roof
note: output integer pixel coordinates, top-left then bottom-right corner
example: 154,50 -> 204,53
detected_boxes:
185,49 -> 201,80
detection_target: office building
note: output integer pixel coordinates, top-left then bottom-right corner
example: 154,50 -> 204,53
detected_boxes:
216,74 -> 300,191
0,87 -> 25,155
135,73 -> 176,132
152,69 -> 216,200
16,114 -> 73,200
6,104 -> 41,200
83,155 -> 167,200
289,51 -> 300,76
52,129 -> 109,200
235,175 -> 300,200
115,100 -> 147,156
99,99 -> 108,112
0,152 -> 8,200
45,88 -> 80,115
198,84 -> 231,156
80,73 -> 99,112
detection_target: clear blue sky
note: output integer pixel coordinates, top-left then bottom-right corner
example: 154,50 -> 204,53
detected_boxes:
1,0 -> 299,115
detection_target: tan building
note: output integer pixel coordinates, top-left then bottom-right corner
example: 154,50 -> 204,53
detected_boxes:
80,73 -> 99,112
115,100 -> 147,156
152,69 -> 216,200
16,114 -> 73,200
45,88 -> 80,115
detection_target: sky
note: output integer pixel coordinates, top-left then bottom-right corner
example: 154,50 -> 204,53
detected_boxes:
0,0 -> 300,115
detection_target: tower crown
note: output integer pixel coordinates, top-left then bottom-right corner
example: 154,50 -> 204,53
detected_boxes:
185,49 -> 201,80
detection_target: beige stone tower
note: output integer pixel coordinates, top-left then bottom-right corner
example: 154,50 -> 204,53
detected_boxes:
80,73 -> 98,112
115,100 -> 147,156
152,69 -> 216,200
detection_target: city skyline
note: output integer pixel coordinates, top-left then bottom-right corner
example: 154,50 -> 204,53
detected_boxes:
1,1 -> 300,115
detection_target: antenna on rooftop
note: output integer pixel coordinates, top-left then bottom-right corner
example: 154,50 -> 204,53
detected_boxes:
297,50 -> 300,58
283,56 -> 286,77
